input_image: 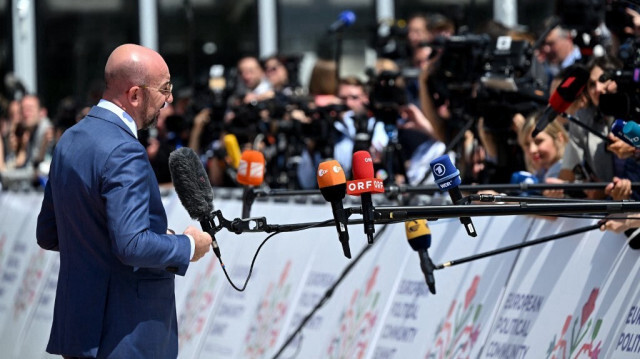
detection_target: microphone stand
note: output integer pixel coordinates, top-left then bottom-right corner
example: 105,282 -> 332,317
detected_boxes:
333,28 -> 344,86
209,201 -> 640,236
435,222 -> 602,270
242,186 -> 257,218
371,201 -> 640,222
561,113 -> 611,144
249,182 -> 640,201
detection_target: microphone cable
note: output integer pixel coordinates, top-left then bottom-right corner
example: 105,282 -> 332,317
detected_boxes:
219,219 -> 334,292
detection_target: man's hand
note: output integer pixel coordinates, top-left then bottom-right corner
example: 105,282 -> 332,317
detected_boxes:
607,133 -> 635,160
605,176 -> 633,201
600,214 -> 640,233
184,226 -> 212,262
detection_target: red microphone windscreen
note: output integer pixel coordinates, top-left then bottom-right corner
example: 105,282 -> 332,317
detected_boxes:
352,151 -> 374,179
237,150 -> 265,186
317,160 -> 346,189
551,65 -> 590,113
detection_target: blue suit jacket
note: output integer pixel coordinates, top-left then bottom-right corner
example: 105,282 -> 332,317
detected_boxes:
36,106 -> 191,358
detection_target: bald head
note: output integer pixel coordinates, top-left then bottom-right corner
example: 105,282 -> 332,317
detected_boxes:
104,44 -> 169,96
102,44 -> 173,130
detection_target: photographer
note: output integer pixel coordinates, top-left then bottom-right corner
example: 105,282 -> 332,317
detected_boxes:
333,76 -> 388,176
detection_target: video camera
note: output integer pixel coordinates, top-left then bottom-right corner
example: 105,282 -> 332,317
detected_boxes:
599,36 -> 640,120
427,34 -> 546,130
368,70 -> 408,126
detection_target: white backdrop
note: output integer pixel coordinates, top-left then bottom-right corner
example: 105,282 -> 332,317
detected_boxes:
0,190 -> 638,359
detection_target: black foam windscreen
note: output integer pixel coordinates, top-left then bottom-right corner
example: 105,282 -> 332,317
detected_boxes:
168,147 -> 214,221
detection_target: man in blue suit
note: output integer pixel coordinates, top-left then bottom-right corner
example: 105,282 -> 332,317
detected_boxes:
36,44 -> 213,358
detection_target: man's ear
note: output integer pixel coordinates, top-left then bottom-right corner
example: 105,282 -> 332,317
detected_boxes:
127,86 -> 142,107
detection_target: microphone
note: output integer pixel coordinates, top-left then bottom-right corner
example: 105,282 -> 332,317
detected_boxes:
317,160 -> 351,258
532,65 -> 590,138
405,219 -> 436,294
224,133 -> 242,170
237,150 -> 265,186
510,171 -> 539,196
168,147 -> 222,262
328,10 -> 356,33
237,150 -> 266,218
347,151 -> 384,244
612,119 -> 640,148
430,155 -> 477,237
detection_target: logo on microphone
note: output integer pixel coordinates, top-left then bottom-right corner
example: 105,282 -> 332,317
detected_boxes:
434,163 -> 446,177
318,169 -> 328,177
364,157 -> 372,163
333,165 -> 341,173
346,178 -> 385,195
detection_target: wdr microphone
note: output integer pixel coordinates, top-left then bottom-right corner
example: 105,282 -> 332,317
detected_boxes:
430,155 -> 477,237
317,160 -> 351,258
224,133 -> 242,169
328,10 -> 356,33
532,65 -> 590,138
405,219 -> 436,294
237,150 -> 266,218
347,151 -> 384,244
168,147 -> 222,262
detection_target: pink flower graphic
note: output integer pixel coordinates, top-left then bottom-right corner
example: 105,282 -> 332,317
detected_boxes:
581,288 -> 599,327
465,276 -> 480,310
366,267 -> 379,296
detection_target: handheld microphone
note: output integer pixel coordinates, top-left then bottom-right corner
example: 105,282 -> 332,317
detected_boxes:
430,155 -> 477,237
612,119 -> 640,148
405,219 -> 436,294
532,65 -> 590,138
317,160 -> 351,258
347,151 -> 384,244
224,133 -> 242,170
237,150 -> 266,218
168,147 -> 222,261
328,10 -> 356,33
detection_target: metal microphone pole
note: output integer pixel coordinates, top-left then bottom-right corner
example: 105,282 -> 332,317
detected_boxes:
371,202 -> 640,222
435,222 -> 602,269
249,182 -> 640,200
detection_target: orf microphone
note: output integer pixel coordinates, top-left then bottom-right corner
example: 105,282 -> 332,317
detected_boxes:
237,150 -> 266,218
405,219 -> 436,294
532,65 -> 590,138
430,155 -> 477,237
317,160 -> 351,258
347,151 -> 384,244
168,147 -> 222,261
328,10 -> 356,33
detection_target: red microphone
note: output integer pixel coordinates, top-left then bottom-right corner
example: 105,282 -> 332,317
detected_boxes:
347,151 -> 384,244
533,65 -> 590,137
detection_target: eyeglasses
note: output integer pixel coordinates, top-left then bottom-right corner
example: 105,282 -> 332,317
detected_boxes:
139,83 -> 173,98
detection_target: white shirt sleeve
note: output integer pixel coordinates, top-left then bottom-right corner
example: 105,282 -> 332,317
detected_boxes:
186,234 -> 195,260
